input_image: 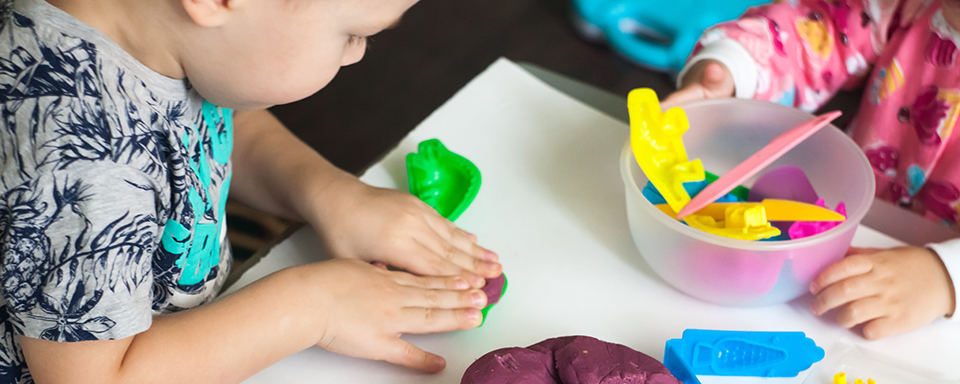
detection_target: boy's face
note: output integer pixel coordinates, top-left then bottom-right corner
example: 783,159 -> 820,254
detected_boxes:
183,0 -> 418,110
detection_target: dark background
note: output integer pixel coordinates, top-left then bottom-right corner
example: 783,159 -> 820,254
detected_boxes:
267,0 -> 677,175
227,0 -> 862,258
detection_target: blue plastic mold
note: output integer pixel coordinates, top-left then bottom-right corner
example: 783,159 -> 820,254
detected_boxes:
570,0 -> 770,73
664,329 -> 825,380
642,178 -> 743,206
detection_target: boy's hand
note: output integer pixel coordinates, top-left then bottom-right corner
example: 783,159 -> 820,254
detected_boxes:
809,246 -> 957,340
661,59 -> 735,110
311,177 -> 501,288
310,259 -> 486,372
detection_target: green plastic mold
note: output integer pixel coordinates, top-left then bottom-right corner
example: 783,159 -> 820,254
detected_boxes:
406,139 -> 481,221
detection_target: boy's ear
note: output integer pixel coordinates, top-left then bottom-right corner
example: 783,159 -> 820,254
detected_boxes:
181,0 -> 243,27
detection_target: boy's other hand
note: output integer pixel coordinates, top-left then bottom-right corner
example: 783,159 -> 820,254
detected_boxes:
661,59 -> 735,110
809,246 -> 956,340
312,177 -> 501,288
309,259 -> 485,372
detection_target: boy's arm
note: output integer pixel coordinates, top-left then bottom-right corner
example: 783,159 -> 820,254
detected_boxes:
671,0 -> 901,111
227,109 -> 501,286
21,259 -> 485,384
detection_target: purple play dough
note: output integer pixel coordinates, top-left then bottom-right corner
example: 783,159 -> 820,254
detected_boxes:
461,336 -> 680,384
482,274 -> 506,305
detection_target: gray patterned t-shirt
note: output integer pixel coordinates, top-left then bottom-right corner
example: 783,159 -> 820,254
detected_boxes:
0,0 -> 233,382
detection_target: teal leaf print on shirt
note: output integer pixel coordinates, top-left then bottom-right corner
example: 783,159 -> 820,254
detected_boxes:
161,103 -> 233,286
203,101 -> 233,165
907,165 -> 926,196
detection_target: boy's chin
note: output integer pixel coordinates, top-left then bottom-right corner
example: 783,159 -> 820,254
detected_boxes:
200,93 -> 306,111
193,81 -> 327,110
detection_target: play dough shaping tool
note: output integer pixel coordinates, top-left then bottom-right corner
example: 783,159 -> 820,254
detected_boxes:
655,199 -> 846,222
676,111 -> 842,218
406,139 -> 481,221
685,205 -> 781,240
628,88 -> 705,213
664,329 -> 824,378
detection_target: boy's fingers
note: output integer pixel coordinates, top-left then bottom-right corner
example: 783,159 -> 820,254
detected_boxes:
393,273 -> 471,290
400,242 -> 487,287
835,296 -> 885,328
810,274 -> 877,316
380,338 -> 446,373
810,254 -> 874,294
400,307 -> 482,334
401,287 -> 487,309
420,237 -> 502,279
424,215 -> 499,263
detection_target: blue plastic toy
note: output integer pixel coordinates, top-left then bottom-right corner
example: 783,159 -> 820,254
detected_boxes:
570,0 -> 770,72
664,329 -> 824,382
642,171 -> 748,206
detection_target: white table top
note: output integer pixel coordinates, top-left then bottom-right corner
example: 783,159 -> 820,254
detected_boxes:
227,58 -> 960,383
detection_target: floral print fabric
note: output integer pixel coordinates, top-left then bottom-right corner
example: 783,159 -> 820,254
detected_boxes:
695,0 -> 960,225
0,0 -> 232,382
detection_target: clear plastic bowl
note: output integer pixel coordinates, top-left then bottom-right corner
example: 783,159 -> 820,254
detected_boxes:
620,99 -> 875,306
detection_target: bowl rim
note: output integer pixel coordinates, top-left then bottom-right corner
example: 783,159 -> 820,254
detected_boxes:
620,98 -> 876,252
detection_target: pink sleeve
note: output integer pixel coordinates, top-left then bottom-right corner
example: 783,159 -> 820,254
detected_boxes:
684,0 -> 918,112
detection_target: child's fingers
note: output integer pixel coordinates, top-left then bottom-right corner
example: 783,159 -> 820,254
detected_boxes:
418,237 -> 502,279
400,286 -> 487,309
400,307 -> 482,334
392,273 -> 472,290
810,273 -> 878,316
702,61 -> 728,84
861,317 -> 899,340
845,246 -> 881,256
810,254 -> 874,294
379,338 -> 447,373
834,296 -> 885,328
423,214 -> 499,263
660,87 -> 706,110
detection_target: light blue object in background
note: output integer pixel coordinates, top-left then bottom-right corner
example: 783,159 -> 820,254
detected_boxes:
570,0 -> 770,73
663,329 -> 825,382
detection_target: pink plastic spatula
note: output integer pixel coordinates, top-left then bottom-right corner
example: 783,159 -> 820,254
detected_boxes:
675,110 -> 842,219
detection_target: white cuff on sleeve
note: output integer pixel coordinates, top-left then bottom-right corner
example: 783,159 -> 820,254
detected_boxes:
926,238 -> 960,321
676,38 -> 760,99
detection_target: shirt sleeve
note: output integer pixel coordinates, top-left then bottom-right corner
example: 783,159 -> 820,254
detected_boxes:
680,0 -> 912,112
2,162 -> 160,342
926,238 -> 960,321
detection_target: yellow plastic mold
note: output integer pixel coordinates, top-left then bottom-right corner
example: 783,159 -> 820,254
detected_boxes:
685,204 -> 781,240
834,372 -> 876,384
628,88 -> 705,213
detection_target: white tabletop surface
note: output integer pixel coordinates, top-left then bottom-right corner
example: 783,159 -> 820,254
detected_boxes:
227,58 -> 960,383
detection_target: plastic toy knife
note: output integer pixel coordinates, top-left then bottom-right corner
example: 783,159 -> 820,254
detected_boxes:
675,111 -> 842,218
655,199 -> 845,222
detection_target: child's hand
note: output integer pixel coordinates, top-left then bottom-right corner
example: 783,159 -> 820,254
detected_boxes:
311,177 -> 501,288
309,259 -> 486,372
809,246 -> 957,340
661,59 -> 735,110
